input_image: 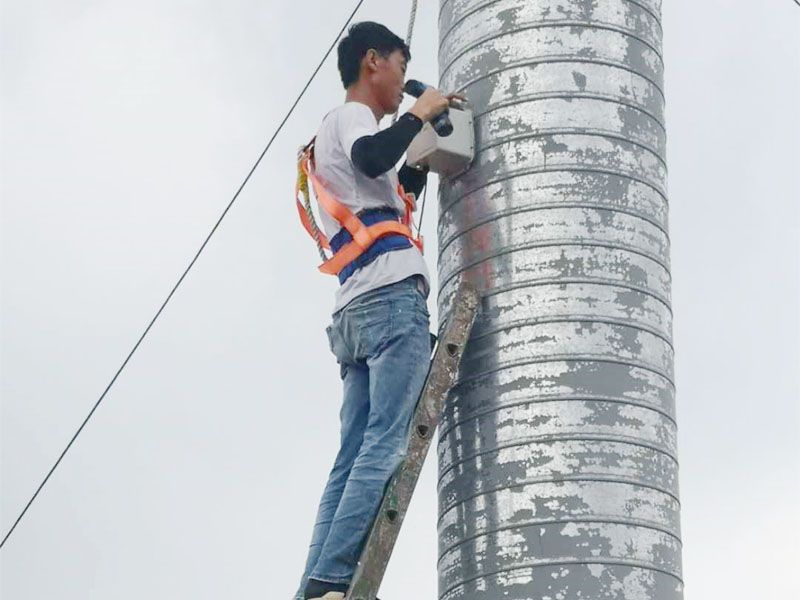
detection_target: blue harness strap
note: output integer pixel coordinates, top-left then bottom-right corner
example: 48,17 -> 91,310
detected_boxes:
329,208 -> 413,284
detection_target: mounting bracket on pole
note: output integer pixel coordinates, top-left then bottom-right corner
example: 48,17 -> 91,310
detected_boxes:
406,105 -> 475,179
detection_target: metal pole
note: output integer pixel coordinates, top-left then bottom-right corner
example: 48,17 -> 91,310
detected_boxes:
436,1 -> 682,599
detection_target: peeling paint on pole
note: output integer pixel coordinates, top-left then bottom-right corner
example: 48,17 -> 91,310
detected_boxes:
436,0 -> 682,598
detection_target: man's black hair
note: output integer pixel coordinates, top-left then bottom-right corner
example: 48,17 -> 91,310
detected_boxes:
337,22 -> 410,89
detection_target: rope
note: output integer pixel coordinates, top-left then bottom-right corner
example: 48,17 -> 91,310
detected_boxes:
0,0 -> 368,550
391,0 -> 419,124
404,0 -> 419,47
417,175 -> 428,239
396,0 -> 429,248
297,154 -> 327,261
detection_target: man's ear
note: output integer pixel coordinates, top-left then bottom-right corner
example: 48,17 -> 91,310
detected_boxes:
364,48 -> 380,73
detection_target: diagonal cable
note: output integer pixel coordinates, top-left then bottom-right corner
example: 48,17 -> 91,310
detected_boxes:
0,0 -> 367,550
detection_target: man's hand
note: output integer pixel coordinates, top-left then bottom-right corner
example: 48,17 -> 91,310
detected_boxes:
445,92 -> 468,107
408,87 -> 450,123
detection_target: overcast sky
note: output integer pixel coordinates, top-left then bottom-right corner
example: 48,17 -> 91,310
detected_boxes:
2,1 -> 799,599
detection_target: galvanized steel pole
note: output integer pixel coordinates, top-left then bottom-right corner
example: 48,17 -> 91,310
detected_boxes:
436,1 -> 682,599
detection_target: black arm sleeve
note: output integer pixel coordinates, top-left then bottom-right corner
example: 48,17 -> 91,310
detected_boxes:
350,112 -> 423,179
398,162 -> 428,198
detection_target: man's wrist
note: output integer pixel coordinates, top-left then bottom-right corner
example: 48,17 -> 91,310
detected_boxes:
405,109 -> 425,125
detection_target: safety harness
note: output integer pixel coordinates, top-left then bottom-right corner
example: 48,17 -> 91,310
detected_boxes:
295,139 -> 424,283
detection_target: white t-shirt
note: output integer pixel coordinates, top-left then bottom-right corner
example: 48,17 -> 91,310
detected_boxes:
313,101 -> 430,314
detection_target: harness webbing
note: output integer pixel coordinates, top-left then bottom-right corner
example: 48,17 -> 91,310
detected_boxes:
295,143 -> 423,277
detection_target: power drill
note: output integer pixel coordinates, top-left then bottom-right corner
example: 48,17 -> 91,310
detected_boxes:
403,79 -> 454,137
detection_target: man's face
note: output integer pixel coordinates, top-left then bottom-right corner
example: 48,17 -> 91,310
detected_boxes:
372,49 -> 407,115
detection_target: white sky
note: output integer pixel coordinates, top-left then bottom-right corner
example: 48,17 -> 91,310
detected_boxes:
2,1 -> 799,599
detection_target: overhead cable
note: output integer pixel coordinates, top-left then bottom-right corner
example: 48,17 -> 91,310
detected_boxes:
0,0 -> 367,550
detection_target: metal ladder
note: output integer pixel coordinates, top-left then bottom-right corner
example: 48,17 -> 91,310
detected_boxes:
343,285 -> 480,600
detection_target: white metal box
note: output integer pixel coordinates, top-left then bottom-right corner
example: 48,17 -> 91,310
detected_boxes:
406,107 -> 474,179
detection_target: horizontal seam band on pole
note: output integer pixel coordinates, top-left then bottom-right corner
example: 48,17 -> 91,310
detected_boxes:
473,129 -> 668,172
471,92 -> 666,131
624,0 -> 663,28
437,433 -> 679,484
440,395 -> 678,439
450,354 -> 675,389
437,475 -> 682,525
439,16 -> 663,64
439,558 -> 683,599
444,165 -> 669,209
438,0 -> 664,33
438,278 -> 674,318
441,57 -> 666,104
438,423 -> 678,471
438,206 -> 670,259
439,24 -> 664,87
440,239 -> 670,277
437,0 -> 456,21
437,517 -> 683,567
438,0 -> 663,48
439,240 -> 672,289
476,133 -> 668,177
467,316 -> 674,351
438,203 -> 670,248
439,185 -> 667,230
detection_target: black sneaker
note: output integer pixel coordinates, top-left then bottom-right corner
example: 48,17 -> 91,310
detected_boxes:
304,579 -> 348,600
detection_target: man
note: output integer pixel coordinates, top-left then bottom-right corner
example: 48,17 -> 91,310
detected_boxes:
293,21 -> 455,600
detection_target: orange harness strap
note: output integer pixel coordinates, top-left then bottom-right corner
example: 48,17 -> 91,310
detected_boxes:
296,146 -> 423,276
319,220 -> 415,275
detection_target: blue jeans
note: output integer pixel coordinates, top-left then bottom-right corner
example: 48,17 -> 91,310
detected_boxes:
294,276 -> 431,596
